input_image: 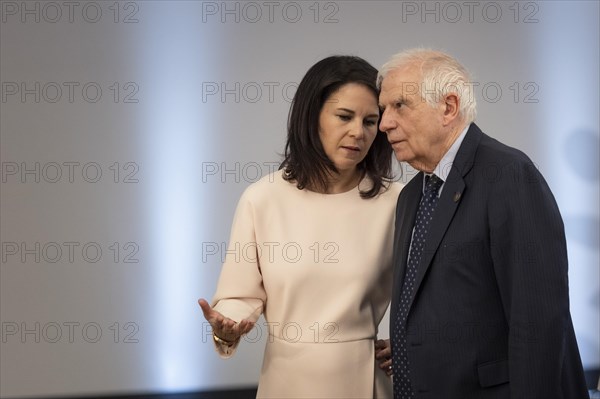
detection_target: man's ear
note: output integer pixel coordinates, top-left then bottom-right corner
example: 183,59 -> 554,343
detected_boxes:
442,93 -> 460,126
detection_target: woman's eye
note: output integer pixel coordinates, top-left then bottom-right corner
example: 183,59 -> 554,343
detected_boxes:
364,119 -> 377,127
338,114 -> 352,121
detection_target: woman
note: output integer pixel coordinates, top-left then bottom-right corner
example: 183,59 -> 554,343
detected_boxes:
199,55 -> 401,398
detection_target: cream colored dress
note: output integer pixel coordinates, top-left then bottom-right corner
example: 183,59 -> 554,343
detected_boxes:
211,170 -> 402,398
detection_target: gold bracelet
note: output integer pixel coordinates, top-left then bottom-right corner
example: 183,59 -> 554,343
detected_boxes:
213,333 -> 236,347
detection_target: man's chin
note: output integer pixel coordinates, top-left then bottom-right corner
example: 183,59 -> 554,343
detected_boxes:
392,151 -> 411,164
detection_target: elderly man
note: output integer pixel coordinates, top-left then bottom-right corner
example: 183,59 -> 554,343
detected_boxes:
378,49 -> 588,398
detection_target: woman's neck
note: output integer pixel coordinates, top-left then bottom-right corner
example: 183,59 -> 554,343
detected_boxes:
324,168 -> 362,194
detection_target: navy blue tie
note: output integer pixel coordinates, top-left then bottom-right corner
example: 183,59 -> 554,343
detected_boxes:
393,174 -> 444,399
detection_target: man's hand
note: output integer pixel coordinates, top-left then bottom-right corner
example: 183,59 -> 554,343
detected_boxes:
375,338 -> 393,377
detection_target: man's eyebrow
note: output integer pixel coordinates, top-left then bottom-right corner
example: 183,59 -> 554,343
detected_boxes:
379,95 -> 408,109
394,95 -> 408,103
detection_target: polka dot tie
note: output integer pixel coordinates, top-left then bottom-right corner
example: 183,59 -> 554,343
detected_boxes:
392,174 -> 443,399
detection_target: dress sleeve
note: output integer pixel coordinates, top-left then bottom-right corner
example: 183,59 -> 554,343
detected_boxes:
210,188 -> 266,358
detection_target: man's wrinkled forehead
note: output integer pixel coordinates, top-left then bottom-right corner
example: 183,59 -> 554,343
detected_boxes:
380,68 -> 423,104
382,66 -> 423,94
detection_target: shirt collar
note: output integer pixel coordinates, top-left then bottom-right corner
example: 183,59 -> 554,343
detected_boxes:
433,123 -> 470,181
422,123 -> 470,193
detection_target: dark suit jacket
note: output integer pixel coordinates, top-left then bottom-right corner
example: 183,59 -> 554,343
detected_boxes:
390,123 -> 589,399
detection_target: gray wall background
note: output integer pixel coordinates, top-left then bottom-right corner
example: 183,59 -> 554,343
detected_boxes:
1,1 -> 598,397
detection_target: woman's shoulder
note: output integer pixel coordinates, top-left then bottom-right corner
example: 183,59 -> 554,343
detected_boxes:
239,169 -> 293,203
372,180 -> 404,201
386,181 -> 404,196
241,172 -> 404,205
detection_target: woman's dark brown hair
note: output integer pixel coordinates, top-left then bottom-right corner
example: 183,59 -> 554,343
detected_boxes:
280,55 -> 393,198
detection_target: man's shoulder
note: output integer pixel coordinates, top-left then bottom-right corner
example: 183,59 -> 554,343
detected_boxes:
473,127 -> 534,167
469,126 -> 545,188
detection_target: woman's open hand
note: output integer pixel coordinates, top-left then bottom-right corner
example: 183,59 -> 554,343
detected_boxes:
198,298 -> 254,343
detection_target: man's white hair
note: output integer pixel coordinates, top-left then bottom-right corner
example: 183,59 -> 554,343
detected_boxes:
377,48 -> 477,124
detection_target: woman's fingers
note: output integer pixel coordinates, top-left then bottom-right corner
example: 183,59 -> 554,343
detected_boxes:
198,299 -> 255,342
198,298 -> 216,323
238,319 -> 255,335
198,299 -> 234,340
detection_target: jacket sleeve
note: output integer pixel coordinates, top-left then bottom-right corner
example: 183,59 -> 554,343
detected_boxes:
210,188 -> 266,358
489,159 -> 573,398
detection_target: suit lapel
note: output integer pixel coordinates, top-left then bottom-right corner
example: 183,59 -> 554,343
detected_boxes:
406,124 -> 482,313
392,174 -> 423,308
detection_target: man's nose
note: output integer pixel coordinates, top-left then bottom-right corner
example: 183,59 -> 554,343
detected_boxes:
379,109 -> 395,133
